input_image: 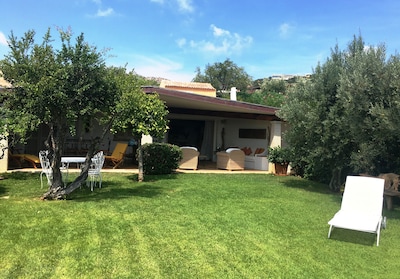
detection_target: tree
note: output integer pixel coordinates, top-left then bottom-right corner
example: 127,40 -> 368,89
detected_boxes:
279,35 -> 400,191
1,28 -> 117,199
1,28 -> 118,199
239,79 -> 288,107
193,58 -> 252,98
110,67 -> 169,182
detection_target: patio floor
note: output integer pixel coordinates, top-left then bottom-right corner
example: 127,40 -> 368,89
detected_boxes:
8,160 -> 271,174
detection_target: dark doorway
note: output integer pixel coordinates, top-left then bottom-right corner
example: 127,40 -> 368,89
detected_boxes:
168,119 -> 205,150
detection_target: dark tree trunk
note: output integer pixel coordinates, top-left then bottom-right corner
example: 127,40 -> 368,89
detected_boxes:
329,168 -> 342,192
41,118 -> 112,200
137,137 -> 144,182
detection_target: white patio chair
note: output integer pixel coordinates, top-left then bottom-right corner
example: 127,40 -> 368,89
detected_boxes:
87,151 -> 105,191
328,175 -> 386,246
39,150 -> 68,188
39,150 -> 53,189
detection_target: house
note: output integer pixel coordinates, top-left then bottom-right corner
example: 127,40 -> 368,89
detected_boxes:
0,80 -> 285,171
0,76 -> 11,172
159,80 -> 217,97
143,81 -> 285,170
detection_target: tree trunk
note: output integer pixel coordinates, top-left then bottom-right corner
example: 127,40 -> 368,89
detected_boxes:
41,134 -> 102,200
329,168 -> 342,192
137,137 -> 144,182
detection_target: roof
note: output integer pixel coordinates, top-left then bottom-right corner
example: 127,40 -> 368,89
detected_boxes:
142,86 -> 281,121
0,75 -> 12,89
160,80 -> 215,90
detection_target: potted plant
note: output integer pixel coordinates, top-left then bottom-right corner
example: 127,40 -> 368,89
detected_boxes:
268,146 -> 292,175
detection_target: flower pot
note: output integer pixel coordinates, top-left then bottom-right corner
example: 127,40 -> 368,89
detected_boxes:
274,163 -> 288,175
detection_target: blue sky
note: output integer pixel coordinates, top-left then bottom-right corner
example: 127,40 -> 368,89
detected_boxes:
1,0 -> 400,81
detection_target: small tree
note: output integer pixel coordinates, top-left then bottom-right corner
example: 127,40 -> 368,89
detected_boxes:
111,68 -> 169,182
0,28 -> 119,199
193,58 -> 252,97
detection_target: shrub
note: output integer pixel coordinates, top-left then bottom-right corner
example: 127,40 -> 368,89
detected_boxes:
268,146 -> 292,165
139,143 -> 182,175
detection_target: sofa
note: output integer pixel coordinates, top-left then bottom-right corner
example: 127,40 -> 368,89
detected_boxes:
244,155 -> 269,171
179,146 -> 200,170
216,148 -> 245,171
242,147 -> 268,171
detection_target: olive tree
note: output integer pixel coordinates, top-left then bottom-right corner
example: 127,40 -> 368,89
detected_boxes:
0,28 -> 117,199
193,58 -> 252,97
279,35 -> 400,191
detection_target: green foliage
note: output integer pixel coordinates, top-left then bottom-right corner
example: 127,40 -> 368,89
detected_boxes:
193,58 -> 252,97
0,28 -> 118,197
267,146 -> 292,164
238,79 -> 292,107
111,67 -> 169,140
140,143 -> 182,175
279,34 -> 400,190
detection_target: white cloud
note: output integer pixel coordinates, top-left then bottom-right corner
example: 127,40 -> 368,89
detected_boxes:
177,0 -> 194,13
89,0 -> 115,17
211,24 -> 230,37
150,0 -> 194,13
179,24 -> 253,55
279,23 -> 294,38
0,32 -> 7,46
130,55 -> 194,82
96,8 -> 114,17
176,38 -> 186,48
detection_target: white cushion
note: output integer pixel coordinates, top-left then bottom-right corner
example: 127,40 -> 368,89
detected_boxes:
180,146 -> 198,151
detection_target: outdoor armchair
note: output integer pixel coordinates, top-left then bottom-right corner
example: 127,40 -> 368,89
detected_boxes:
179,146 -> 200,170
328,175 -> 386,246
216,148 -> 245,171
104,142 -> 128,169
9,151 -> 41,168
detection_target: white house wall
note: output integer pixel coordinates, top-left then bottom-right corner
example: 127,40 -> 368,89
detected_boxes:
214,118 -> 273,155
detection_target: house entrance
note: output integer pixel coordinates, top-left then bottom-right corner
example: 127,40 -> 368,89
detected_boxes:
168,119 -> 204,149
167,119 -> 214,160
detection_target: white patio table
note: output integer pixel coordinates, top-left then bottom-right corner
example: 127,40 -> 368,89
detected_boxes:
61,156 -> 87,165
61,157 -> 88,184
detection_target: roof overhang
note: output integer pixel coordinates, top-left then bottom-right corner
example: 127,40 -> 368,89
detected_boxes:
142,86 -> 281,121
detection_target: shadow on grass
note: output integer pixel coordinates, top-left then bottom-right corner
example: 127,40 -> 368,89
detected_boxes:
3,172 -> 38,180
280,175 -> 332,194
70,183 -> 166,201
328,228 -> 378,247
125,173 -> 181,183
0,185 -> 6,196
69,173 -> 181,202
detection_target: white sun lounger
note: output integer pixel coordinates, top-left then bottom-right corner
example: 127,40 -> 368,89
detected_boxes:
328,175 -> 386,246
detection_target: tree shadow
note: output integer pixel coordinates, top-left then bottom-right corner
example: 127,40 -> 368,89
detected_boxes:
69,173 -> 181,201
280,176 -> 333,195
328,228 -> 378,247
0,185 -> 6,196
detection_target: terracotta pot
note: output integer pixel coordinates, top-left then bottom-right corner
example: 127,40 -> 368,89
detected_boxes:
274,163 -> 288,175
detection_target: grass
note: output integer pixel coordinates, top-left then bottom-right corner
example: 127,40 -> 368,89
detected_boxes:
1,172 -> 400,278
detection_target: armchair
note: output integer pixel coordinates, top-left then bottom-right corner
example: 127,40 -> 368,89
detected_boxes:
179,146 -> 200,170
216,148 -> 245,171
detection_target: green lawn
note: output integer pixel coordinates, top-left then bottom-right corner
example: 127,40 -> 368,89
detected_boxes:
1,172 -> 399,278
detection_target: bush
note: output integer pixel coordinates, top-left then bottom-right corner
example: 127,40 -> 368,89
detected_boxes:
267,146 -> 292,165
139,143 -> 182,175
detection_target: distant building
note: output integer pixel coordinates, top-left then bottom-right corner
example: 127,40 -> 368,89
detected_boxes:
269,74 -> 311,81
159,80 -> 216,97
0,74 -> 12,92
